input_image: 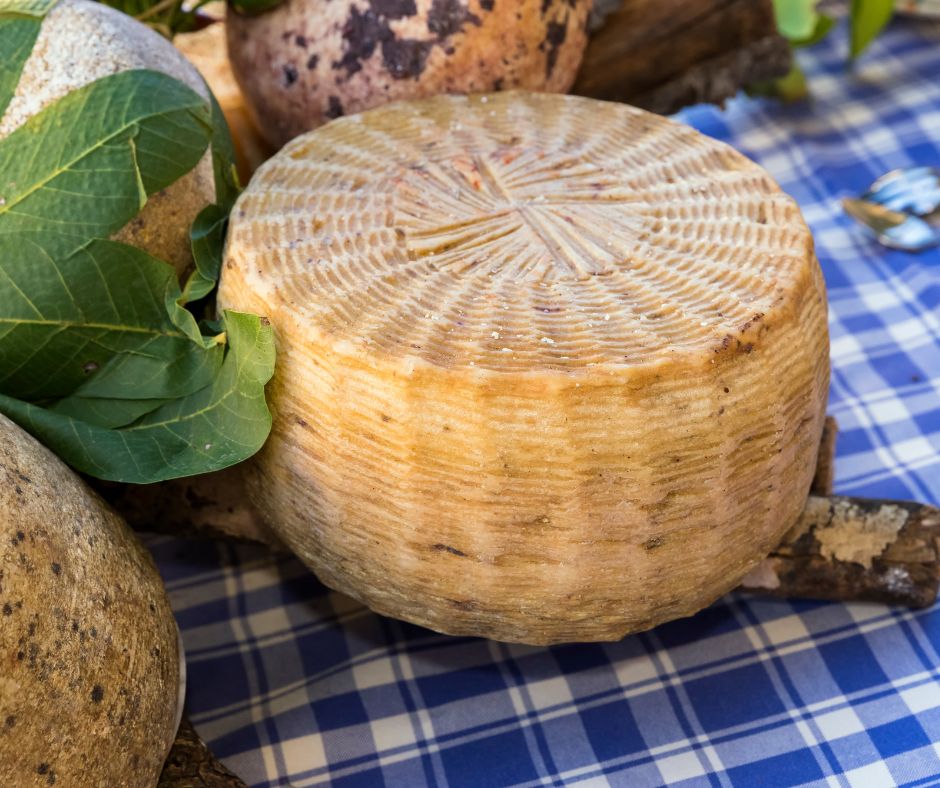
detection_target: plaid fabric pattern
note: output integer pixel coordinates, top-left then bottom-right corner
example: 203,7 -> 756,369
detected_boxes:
150,13 -> 940,787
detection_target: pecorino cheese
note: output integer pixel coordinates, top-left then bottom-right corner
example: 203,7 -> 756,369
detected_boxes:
219,91 -> 830,645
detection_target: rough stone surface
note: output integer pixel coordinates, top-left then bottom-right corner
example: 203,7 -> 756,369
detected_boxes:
0,0 -> 215,276
0,414 -> 179,788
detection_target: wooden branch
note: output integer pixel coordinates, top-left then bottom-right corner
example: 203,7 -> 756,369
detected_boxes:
575,0 -> 792,115
92,466 -> 278,546
159,716 -> 247,788
811,415 -> 838,498
743,416 -> 940,609
740,496 -> 940,609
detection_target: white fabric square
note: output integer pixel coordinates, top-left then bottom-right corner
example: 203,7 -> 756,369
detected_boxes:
866,396 -> 908,424
370,713 -> 417,753
893,436 -> 936,463
889,318 -> 930,344
353,657 -> 396,691
815,707 -> 865,741
830,333 -> 865,362
763,615 -> 811,646
901,682 -> 940,714
614,655 -> 659,688
527,676 -> 573,711
656,750 -> 706,784
280,734 -> 326,774
247,607 -> 291,637
844,760 -> 894,788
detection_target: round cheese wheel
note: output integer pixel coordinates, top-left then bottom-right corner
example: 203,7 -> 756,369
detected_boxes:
226,0 -> 591,149
0,415 -> 180,787
220,92 -> 830,644
0,0 -> 215,277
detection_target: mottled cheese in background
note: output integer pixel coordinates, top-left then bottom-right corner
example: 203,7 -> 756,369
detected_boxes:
0,414 -> 179,788
220,91 -> 830,645
226,0 -> 592,149
0,0 -> 215,276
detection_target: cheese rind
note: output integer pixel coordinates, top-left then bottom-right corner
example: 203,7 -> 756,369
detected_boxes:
220,92 -> 829,644
226,0 -> 591,148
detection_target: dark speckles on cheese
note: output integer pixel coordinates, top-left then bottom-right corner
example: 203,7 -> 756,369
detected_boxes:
371,0 -> 417,17
326,95 -> 345,118
382,38 -> 433,79
427,0 -> 480,39
542,19 -> 567,77
227,0 -> 591,148
335,0 -> 482,81
335,6 -> 386,76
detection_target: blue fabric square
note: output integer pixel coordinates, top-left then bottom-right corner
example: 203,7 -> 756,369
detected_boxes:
578,699 -> 646,762
313,690 -> 369,731
869,717 -> 930,760
725,748 -> 824,787
330,767 -> 387,787
440,730 -> 537,788
296,626 -> 352,676
684,663 -> 786,732
209,723 -> 264,760
187,651 -> 251,710
416,664 -> 507,708
552,643 -> 612,674
375,758 -> 434,787
818,635 -> 889,695
656,605 -> 741,649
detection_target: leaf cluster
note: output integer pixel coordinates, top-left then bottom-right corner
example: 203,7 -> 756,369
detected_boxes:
753,0 -> 896,100
96,0 -> 216,38
0,4 -> 275,482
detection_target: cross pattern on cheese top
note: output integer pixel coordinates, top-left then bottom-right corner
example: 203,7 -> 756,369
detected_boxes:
394,151 -> 647,282
223,92 -> 815,369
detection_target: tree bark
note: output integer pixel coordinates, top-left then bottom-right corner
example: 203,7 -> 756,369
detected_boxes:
574,0 -> 792,114
159,716 -> 247,788
740,496 -> 940,609
93,466 -> 277,545
811,415 -> 838,498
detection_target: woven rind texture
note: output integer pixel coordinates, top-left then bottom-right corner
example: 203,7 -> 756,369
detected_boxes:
220,91 -> 830,644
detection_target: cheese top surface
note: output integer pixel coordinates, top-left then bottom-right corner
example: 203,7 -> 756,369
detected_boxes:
225,91 -> 815,373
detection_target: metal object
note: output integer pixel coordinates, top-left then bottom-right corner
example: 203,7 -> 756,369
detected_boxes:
896,0 -> 940,18
842,166 -> 940,252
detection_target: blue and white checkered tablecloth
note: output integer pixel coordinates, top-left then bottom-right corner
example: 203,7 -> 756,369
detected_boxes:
149,13 -> 940,787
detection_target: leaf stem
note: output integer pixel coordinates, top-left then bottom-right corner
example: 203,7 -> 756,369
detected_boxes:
134,0 -> 179,22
